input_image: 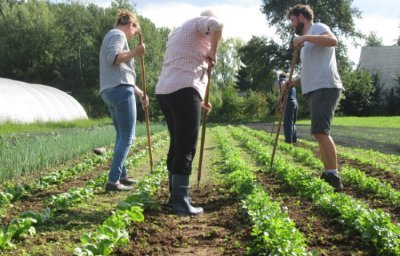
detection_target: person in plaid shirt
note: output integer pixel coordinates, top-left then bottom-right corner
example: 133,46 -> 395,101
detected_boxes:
156,10 -> 223,216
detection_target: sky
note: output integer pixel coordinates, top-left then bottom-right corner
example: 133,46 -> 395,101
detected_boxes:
94,0 -> 400,64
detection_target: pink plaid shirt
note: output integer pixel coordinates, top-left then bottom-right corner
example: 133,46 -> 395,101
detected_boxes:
155,16 -> 223,99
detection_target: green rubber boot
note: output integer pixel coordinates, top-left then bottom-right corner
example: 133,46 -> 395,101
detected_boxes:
172,174 -> 203,216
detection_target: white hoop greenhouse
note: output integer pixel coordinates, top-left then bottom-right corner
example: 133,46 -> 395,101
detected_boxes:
0,77 -> 88,123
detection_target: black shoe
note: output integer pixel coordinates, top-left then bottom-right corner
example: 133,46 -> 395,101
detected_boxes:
321,172 -> 343,191
105,182 -> 132,192
119,178 -> 137,186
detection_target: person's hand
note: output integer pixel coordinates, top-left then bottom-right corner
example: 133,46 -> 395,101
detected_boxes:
293,36 -> 305,49
206,55 -> 216,67
285,80 -> 295,89
139,94 -> 149,109
200,101 -> 212,114
134,43 -> 145,56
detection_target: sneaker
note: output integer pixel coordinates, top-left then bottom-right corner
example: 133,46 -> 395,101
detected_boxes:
105,182 -> 132,192
93,147 -> 106,155
321,172 -> 344,191
120,178 -> 137,186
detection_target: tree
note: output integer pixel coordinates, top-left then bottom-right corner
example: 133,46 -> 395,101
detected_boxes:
260,0 -> 362,42
0,0 -> 60,83
214,37 -> 244,88
365,31 -> 383,46
236,67 -> 251,91
0,0 -> 170,118
340,70 -> 375,116
385,76 -> 400,115
238,36 -> 288,92
370,73 -> 385,115
260,0 -> 362,70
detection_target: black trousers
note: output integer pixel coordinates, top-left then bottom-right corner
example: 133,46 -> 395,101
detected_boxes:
157,88 -> 201,175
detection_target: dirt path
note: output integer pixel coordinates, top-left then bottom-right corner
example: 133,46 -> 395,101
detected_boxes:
0,139 -> 155,226
3,125 -> 397,255
4,136 -> 167,255
227,130 -> 375,256
117,130 -> 252,255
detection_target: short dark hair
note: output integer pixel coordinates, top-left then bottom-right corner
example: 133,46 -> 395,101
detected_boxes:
287,4 -> 314,21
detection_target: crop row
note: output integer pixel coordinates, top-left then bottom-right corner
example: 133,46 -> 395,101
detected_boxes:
298,137 -> 399,175
230,126 -> 400,255
243,126 -> 400,208
214,127 -> 311,255
74,159 -> 168,256
0,134 -> 156,209
0,125 -> 116,182
0,133 -> 167,252
48,137 -> 167,211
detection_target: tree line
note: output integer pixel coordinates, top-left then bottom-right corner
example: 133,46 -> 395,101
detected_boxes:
0,0 -> 399,123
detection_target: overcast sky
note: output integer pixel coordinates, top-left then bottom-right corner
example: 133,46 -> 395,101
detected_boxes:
94,0 -> 400,64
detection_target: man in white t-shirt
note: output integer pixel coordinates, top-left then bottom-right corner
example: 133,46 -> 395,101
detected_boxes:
285,4 -> 344,191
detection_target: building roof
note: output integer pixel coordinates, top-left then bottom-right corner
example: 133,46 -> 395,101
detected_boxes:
358,46 -> 400,91
0,77 -> 88,123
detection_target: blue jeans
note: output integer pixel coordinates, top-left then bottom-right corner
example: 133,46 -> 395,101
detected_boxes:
284,100 -> 298,143
101,85 -> 136,183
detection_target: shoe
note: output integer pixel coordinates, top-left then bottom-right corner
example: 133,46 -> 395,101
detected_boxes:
105,182 -> 132,192
321,172 -> 343,191
120,178 -> 137,186
93,147 -> 106,155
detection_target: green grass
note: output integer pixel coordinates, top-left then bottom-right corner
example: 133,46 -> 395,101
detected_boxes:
297,116 -> 400,128
0,118 -> 112,135
0,120 -> 166,182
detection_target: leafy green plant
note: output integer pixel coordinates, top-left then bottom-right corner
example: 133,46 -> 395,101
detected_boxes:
232,126 -> 400,255
215,127 -> 311,255
74,160 -> 167,255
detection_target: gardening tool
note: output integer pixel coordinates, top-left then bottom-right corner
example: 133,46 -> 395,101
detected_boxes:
270,121 -> 275,136
270,47 -> 299,171
138,33 -> 153,170
197,61 -> 213,188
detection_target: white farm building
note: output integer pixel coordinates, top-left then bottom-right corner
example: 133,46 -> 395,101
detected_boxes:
0,77 -> 88,123
358,46 -> 400,91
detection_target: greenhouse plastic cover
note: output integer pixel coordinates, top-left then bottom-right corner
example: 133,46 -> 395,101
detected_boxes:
0,77 -> 88,123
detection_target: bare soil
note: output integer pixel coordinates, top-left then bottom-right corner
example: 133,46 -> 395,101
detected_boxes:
2,125 -> 397,255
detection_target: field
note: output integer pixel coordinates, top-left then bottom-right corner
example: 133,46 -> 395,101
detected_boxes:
0,118 -> 399,255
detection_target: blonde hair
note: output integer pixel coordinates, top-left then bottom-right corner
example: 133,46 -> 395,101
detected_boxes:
115,9 -> 138,27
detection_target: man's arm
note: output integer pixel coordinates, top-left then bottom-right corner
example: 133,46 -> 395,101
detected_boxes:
293,32 -> 337,48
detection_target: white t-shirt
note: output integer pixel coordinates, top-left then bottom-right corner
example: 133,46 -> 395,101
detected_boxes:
300,22 -> 343,95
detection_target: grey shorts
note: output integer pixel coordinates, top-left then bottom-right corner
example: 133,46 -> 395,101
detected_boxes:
308,88 -> 341,135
